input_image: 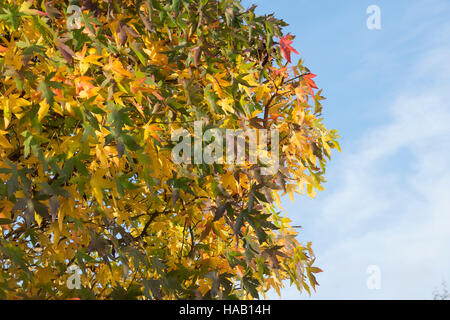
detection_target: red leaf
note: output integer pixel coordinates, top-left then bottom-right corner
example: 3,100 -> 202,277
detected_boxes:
279,33 -> 299,63
303,73 -> 318,95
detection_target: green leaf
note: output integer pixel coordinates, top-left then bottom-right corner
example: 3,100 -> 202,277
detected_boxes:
243,276 -> 260,299
0,245 -> 28,271
0,5 -> 25,30
233,209 -> 247,235
37,79 -> 55,106
143,278 -> 162,299
0,218 -> 13,225
204,84 -> 221,114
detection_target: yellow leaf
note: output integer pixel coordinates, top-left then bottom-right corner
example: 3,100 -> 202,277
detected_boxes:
35,212 -> 43,227
38,101 -> 50,121
0,131 -> 13,149
113,92 -> 124,106
321,136 -> 331,156
74,44 -> 103,75
288,189 -> 294,202
306,184 -> 316,198
222,171 -> 237,193
217,98 -> 234,114
90,170 -> 105,204
3,102 -> 10,128
19,1 -> 41,15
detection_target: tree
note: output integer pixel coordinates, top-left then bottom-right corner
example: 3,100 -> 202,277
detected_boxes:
433,281 -> 449,300
0,0 -> 340,300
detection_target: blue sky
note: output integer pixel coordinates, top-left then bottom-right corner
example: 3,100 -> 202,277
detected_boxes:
241,0 -> 450,299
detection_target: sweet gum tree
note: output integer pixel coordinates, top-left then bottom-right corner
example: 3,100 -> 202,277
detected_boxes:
0,0 -> 340,299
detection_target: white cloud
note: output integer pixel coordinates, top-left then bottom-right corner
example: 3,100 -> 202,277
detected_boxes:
285,55 -> 450,300
277,4 -> 450,299
277,88 -> 450,299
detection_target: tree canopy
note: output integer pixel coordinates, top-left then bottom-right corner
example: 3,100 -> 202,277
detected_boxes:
0,0 -> 340,299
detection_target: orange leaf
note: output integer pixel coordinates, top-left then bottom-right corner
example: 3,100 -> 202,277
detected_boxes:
152,91 -> 164,101
295,86 -> 307,104
269,66 -> 288,77
71,229 -> 79,245
303,73 -> 318,95
269,113 -> 283,122
104,57 -> 133,78
0,212 -> 11,231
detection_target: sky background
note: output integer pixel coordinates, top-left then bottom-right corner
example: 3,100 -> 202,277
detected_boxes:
241,0 -> 450,299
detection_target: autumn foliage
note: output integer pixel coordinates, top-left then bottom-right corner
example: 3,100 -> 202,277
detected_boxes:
0,0 -> 340,299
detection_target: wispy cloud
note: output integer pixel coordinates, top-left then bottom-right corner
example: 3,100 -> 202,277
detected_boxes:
277,0 -> 450,299
311,79 -> 450,298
